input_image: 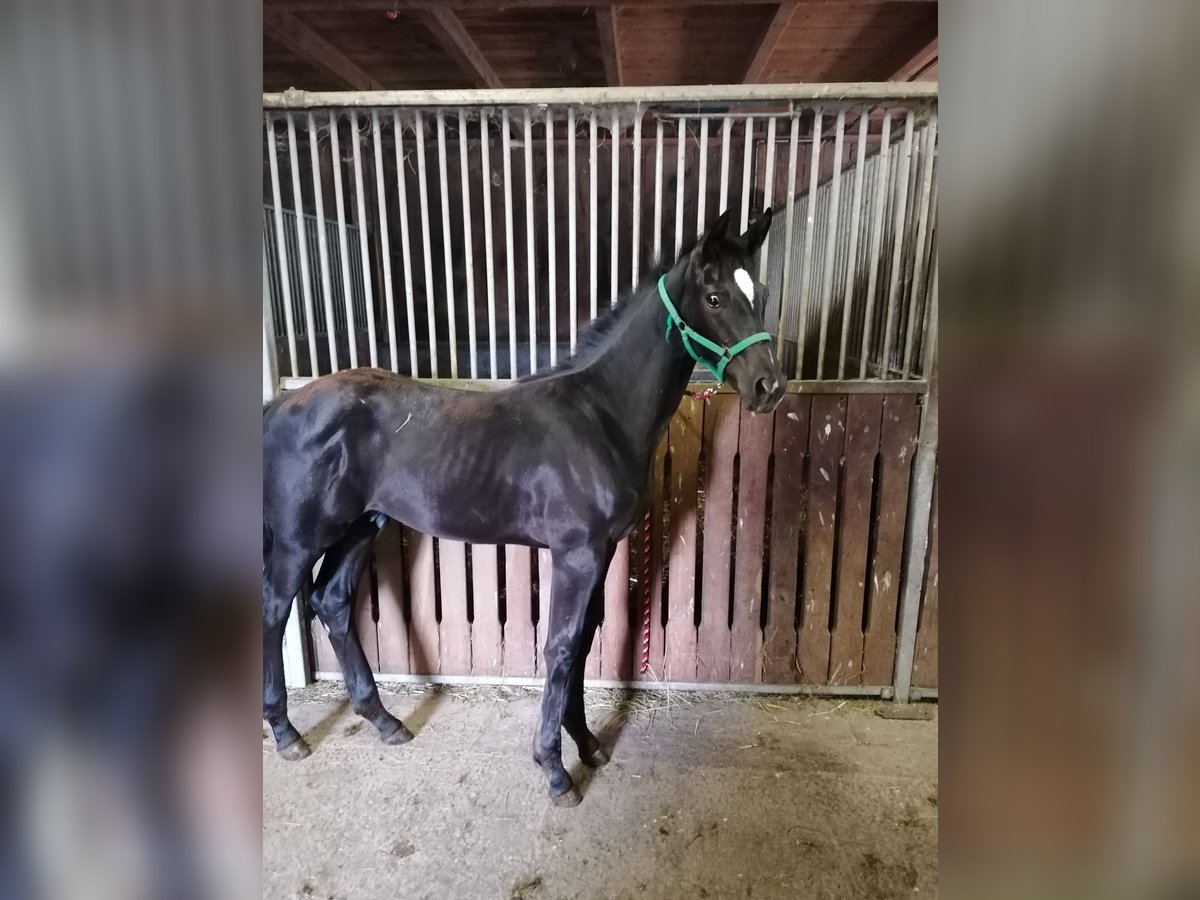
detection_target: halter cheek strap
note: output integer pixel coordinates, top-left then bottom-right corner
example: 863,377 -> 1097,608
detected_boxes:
657,275 -> 773,383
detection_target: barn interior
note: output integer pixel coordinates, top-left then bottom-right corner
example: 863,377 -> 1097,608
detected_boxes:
262,3 -> 938,898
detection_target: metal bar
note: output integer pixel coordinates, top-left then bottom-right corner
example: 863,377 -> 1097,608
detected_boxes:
501,109 -> 517,377
458,110 -> 479,378
696,116 -> 709,235
524,109 -> 537,371
263,246 -> 280,402
903,118 -> 937,378
545,108 -> 557,366
837,107 -> 870,379
329,111 -> 359,369
892,359 -> 937,704
589,111 -> 599,321
881,109 -> 915,380
436,112 -> 458,378
393,114 -> 420,377
286,113 -> 320,375
315,671 -> 897,697
266,114 -> 299,376
718,116 -> 732,212
757,115 -> 777,281
479,110 -> 499,378
795,109 -> 822,379
777,113 -> 800,355
281,375 -> 929,394
265,82 -> 939,109
816,109 -> 845,375
414,111 -> 439,377
610,110 -> 620,306
923,254 -> 938,378
653,117 -> 664,262
673,118 -> 686,256
630,107 -> 643,286
567,107 -> 578,351
372,111 -> 399,372
859,111 -> 892,379
739,116 -> 754,232
309,112 -> 339,373
350,111 -> 379,368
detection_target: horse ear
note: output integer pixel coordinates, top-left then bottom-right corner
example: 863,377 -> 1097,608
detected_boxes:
696,209 -> 733,258
741,208 -> 774,253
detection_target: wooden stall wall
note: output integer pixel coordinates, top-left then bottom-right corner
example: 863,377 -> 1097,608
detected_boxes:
308,389 -> 931,689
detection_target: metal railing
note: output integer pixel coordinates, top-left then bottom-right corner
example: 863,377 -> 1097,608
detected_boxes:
263,84 -> 937,389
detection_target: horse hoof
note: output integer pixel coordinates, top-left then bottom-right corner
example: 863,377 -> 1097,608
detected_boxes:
381,723 -> 414,746
582,745 -> 610,768
278,737 -> 312,761
550,786 -> 582,808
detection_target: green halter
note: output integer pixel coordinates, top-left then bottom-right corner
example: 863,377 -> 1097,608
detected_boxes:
657,275 -> 773,383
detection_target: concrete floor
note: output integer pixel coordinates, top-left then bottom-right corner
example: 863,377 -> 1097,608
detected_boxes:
264,684 -> 937,900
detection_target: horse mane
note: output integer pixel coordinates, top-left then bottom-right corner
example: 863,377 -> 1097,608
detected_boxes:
520,235 -> 701,382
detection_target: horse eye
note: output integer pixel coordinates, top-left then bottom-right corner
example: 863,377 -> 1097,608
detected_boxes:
706,293 -> 721,309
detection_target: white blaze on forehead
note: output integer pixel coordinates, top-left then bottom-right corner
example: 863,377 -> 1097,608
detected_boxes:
733,268 -> 754,304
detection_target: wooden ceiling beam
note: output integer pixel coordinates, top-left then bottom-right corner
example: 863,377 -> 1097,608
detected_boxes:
891,37 -> 938,82
270,0 -> 934,10
412,7 -> 504,88
743,2 -> 797,84
596,7 -> 623,86
264,12 -> 385,90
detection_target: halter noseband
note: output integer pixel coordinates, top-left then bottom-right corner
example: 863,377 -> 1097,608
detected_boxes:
657,275 -> 773,383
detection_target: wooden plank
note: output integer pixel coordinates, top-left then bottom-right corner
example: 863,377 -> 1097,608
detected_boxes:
415,7 -> 504,89
697,395 -> 739,682
637,436 -> 669,680
599,537 -> 632,680
762,394 -> 810,683
437,540 -> 472,675
503,545 -> 536,676
307,580 -> 339,674
829,394 -> 883,685
264,12 -> 385,90
729,406 -> 775,682
536,547 -> 554,676
406,529 -> 441,675
355,550 -> 379,672
890,36 -> 938,82
663,398 -> 703,681
470,544 -> 503,676
596,7 -> 624,87
911,474 -> 938,688
375,523 -> 411,674
743,2 -> 798,83
862,394 -> 921,684
798,395 -> 846,683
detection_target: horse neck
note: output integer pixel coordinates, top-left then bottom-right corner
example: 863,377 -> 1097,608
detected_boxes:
587,263 -> 696,453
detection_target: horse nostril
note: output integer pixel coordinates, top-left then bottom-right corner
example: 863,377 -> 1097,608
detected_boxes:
754,376 -> 772,399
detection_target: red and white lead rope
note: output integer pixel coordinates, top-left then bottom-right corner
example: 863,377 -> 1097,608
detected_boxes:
638,386 -> 719,675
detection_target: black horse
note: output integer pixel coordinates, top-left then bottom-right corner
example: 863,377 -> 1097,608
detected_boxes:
263,208 -> 785,804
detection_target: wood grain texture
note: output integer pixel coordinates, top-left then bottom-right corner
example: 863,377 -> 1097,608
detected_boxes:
637,435 -> 669,680
829,394 -> 882,685
861,393 -> 920,685
911,473 -> 938,688
696,394 -> 739,682
599,537 -> 632,680
536,547 -> 554,676
374,523 -> 411,674
798,395 -> 845,683
664,397 -> 703,681
406,529 -> 441,675
470,544 -> 503,675
504,545 -> 536,676
729,406 -> 774,683
762,394 -> 810,683
438,540 -> 472,674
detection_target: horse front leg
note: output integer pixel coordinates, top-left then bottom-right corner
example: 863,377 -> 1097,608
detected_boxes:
562,572 -> 610,768
533,541 -> 608,806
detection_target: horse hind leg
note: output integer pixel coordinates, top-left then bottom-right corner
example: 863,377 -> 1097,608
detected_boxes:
309,516 -> 413,746
264,550 -> 311,760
